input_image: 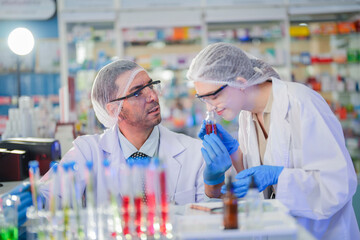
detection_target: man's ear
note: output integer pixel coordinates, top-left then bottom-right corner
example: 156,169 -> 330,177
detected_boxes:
106,103 -> 124,122
105,103 -> 119,117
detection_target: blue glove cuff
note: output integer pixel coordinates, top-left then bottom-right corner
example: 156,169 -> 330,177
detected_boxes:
204,174 -> 225,186
228,140 -> 239,155
274,166 -> 284,184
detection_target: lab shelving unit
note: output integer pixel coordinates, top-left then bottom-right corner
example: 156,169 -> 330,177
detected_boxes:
56,0 -> 360,164
57,0 -> 292,136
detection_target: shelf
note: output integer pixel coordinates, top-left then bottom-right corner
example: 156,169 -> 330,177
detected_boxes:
125,43 -> 202,55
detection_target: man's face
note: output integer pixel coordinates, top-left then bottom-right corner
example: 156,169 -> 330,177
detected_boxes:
117,71 -> 161,129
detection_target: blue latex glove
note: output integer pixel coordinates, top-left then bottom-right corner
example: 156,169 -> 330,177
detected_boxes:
201,133 -> 232,185
198,121 -> 239,155
2,182 -> 33,227
235,165 -> 284,192
221,177 -> 251,198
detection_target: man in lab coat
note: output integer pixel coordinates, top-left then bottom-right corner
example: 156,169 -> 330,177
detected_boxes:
39,59 -> 205,206
187,42 -> 360,240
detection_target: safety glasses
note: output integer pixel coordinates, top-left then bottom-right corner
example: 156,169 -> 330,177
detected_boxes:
195,84 -> 228,104
109,80 -> 161,103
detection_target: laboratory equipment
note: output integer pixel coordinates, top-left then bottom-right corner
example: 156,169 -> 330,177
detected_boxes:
28,161 -> 40,210
205,111 -> 217,135
0,148 -> 28,181
244,175 -> 263,230
22,157 -> 173,239
0,138 -> 61,175
1,196 -> 18,240
223,176 -> 238,230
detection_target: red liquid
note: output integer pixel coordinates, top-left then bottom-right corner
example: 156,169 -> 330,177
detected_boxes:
147,193 -> 156,235
159,171 -> 168,234
122,195 -> 130,235
134,197 -> 143,235
206,123 -> 217,135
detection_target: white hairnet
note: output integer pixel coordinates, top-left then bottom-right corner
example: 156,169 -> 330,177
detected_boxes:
91,59 -> 147,128
186,42 -> 280,89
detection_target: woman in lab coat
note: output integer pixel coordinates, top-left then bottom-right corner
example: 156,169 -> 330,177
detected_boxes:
187,42 -> 359,240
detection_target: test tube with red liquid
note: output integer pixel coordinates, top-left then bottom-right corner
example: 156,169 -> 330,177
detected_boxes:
122,195 -> 131,236
205,111 -> 217,135
159,165 -> 169,235
132,165 -> 146,238
119,163 -> 132,237
146,163 -> 157,236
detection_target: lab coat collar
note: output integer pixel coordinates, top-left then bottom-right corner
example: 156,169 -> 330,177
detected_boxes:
158,124 -> 185,199
271,77 -> 289,120
267,77 -> 291,167
98,124 -> 184,157
158,124 -> 186,159
98,125 -> 120,154
98,123 -> 185,200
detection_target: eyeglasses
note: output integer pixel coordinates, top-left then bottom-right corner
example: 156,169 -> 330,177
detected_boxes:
109,80 -> 161,103
195,84 -> 228,103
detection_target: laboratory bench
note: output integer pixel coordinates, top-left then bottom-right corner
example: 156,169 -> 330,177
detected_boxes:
172,199 -> 316,240
0,180 -> 24,197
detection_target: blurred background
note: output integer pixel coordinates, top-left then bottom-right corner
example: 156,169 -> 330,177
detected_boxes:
0,0 -> 359,174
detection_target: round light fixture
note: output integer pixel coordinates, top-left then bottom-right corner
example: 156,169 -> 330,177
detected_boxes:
8,27 -> 35,56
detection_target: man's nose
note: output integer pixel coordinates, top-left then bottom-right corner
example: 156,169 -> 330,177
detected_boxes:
145,87 -> 158,102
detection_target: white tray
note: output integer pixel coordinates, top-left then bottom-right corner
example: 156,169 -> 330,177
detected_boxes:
173,200 -> 298,240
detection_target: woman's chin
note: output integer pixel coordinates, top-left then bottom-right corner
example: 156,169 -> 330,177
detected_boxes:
221,112 -> 237,122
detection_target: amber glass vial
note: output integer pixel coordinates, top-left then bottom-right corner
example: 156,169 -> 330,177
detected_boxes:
223,176 -> 238,229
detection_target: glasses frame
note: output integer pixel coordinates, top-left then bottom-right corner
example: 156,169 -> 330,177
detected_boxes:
195,84 -> 228,102
109,80 -> 161,103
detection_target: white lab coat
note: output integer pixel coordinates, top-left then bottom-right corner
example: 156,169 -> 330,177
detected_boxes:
238,78 -> 359,240
40,124 -> 205,205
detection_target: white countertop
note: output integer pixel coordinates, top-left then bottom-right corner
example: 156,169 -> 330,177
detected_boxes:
0,180 -> 25,197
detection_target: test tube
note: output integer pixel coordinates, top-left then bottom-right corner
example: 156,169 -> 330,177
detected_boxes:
49,162 -> 59,215
145,159 -> 158,237
103,159 -> 122,238
49,162 -> 59,239
62,163 -> 71,239
119,163 -> 132,237
28,161 -> 40,211
85,161 -> 97,240
69,161 -> 84,239
159,164 -> 172,237
205,111 -> 217,135
26,206 -> 38,240
1,196 -> 18,240
132,164 -> 146,238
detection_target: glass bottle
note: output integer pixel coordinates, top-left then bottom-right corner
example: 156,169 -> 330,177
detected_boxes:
205,110 -> 217,135
245,175 -> 263,229
223,176 -> 238,230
